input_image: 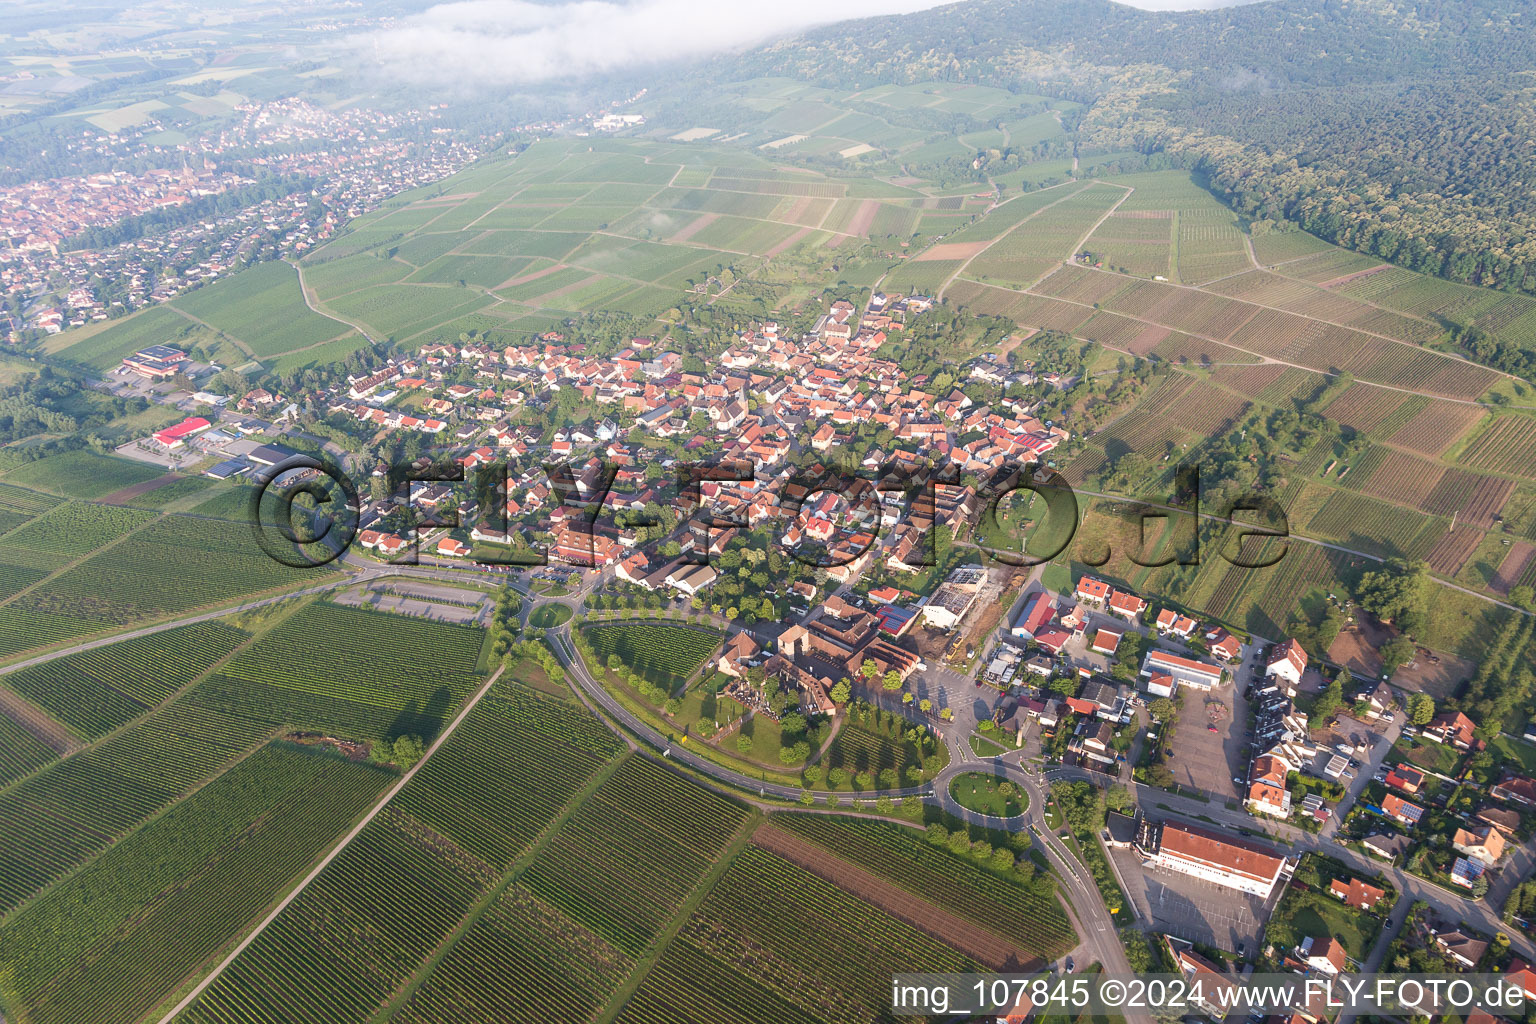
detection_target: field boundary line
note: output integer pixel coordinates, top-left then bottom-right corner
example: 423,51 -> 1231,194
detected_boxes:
1070,483 -> 1533,621
0,504 -> 165,615
936,179 -> 1086,301
0,610 -> 278,803
593,810 -> 760,1024
367,746 -> 631,1024
1063,181 -> 1133,262
290,259 -> 385,345
152,662 -> 506,1024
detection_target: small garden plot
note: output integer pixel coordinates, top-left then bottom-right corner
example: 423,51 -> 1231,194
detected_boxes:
1390,734 -> 1462,775
1264,879 -> 1381,962
584,622 -> 721,691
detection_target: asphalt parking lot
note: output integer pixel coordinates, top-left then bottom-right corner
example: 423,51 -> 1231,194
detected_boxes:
1116,849 -> 1268,953
1163,688 -> 1245,801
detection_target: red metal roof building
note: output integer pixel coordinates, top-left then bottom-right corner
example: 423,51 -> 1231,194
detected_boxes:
151,416 -> 210,448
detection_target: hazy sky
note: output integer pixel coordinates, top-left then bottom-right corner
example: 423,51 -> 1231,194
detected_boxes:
356,0 -> 1252,89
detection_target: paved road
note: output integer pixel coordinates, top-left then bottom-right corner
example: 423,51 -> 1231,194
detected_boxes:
1040,763 -> 1536,963
929,755 -> 1150,1021
546,626 -> 932,802
7,545 -> 1530,999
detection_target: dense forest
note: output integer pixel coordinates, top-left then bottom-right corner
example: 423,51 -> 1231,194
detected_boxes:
710,0 -> 1536,294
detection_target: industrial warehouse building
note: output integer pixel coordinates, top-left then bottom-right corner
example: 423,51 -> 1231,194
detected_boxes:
1134,815 -> 1291,899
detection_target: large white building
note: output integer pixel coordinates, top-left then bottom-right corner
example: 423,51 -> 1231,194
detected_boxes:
1135,817 -> 1290,899
1265,638 -> 1308,688
1140,649 -> 1224,692
920,565 -> 985,629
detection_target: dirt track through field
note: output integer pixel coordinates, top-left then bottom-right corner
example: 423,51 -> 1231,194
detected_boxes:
1319,264 -> 1390,290
669,212 -> 718,243
494,262 -> 567,291
845,199 -> 880,237
98,474 -> 179,506
1493,541 -> 1536,595
0,685 -> 76,754
751,822 -> 1040,971
916,241 -> 989,261
765,226 -> 814,257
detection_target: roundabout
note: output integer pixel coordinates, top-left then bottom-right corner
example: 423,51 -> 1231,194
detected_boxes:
948,771 -> 1029,818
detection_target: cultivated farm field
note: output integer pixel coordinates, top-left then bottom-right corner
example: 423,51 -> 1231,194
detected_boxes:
583,621 -> 721,690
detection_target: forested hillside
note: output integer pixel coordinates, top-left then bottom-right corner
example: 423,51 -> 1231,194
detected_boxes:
706,0 -> 1536,296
